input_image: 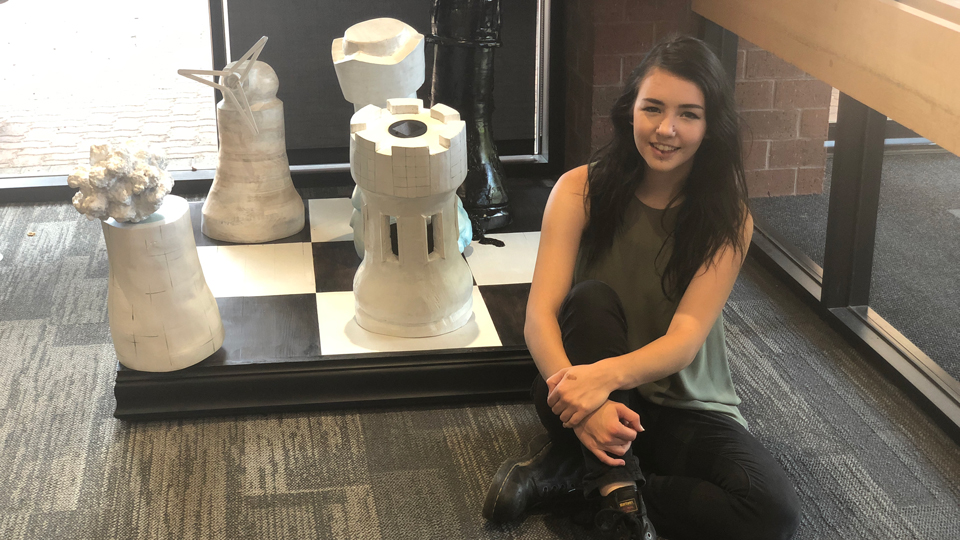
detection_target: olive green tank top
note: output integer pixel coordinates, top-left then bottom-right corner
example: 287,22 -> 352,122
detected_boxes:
574,195 -> 747,428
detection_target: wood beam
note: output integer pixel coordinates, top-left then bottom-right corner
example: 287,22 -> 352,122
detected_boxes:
692,0 -> 960,156
899,0 -> 960,26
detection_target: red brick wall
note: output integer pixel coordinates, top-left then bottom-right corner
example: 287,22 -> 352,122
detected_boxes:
562,3 -> 832,198
563,0 -> 696,169
737,40 -> 831,197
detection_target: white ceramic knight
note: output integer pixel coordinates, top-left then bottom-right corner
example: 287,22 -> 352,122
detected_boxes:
332,18 -> 425,111
179,37 -> 305,243
333,18 -> 427,256
351,99 -> 473,337
102,195 -> 225,371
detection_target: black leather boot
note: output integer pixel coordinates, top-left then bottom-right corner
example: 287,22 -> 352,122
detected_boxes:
482,433 -> 584,523
595,485 -> 657,540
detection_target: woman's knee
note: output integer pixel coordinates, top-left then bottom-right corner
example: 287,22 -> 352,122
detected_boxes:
559,280 -> 623,321
557,281 -> 630,363
744,486 -> 801,540
771,488 -> 801,539
714,451 -> 800,540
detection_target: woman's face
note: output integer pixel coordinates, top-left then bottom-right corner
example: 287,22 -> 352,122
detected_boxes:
632,68 -> 707,179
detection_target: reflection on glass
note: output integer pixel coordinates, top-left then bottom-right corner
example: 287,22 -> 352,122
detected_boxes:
750,158 -> 831,268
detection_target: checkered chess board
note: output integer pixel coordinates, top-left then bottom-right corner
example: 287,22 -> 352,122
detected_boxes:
183,198 -> 539,366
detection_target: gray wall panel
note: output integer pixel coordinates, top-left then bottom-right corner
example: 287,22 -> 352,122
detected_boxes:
225,0 -> 536,152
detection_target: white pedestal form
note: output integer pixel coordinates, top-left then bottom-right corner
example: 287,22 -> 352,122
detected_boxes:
102,196 -> 225,372
202,60 -> 305,243
351,99 -> 473,337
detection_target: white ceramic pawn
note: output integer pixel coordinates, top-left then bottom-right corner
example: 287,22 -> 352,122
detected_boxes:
203,59 -> 304,243
179,37 -> 305,243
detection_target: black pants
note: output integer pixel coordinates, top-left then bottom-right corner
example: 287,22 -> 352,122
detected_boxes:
533,280 -> 801,540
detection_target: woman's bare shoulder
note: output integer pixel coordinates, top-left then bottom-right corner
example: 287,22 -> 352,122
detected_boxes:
541,165 -> 590,234
741,205 -> 755,244
552,165 -> 590,200
557,164 -> 589,187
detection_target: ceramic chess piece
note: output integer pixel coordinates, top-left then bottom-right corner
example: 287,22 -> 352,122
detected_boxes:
179,37 -> 305,243
350,99 -> 473,337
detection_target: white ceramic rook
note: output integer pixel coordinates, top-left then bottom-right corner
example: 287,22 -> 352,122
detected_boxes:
179,37 -> 305,243
102,196 -> 225,372
332,18 -> 425,112
333,18 -> 428,256
351,99 -> 472,337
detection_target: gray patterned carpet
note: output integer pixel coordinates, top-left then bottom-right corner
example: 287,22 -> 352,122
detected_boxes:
1,199 -> 959,539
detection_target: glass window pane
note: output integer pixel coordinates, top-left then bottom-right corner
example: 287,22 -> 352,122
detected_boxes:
735,40 -> 832,268
0,0 -> 217,178
870,150 -> 960,379
223,0 -> 538,159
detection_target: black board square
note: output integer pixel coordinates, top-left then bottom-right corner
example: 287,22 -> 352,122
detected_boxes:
479,283 -> 531,347
203,294 -> 321,366
313,241 -> 361,292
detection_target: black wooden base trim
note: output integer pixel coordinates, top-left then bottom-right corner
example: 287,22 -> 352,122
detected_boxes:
749,223 -> 960,444
0,175 -> 76,204
114,348 -> 537,420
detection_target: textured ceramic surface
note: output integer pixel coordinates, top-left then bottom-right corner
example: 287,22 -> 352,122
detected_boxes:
102,195 -> 224,371
350,99 -> 473,337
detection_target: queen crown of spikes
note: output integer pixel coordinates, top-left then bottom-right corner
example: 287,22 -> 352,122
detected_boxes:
177,36 -> 268,135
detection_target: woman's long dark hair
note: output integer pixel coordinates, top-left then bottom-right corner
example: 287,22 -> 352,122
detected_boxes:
580,36 -> 749,301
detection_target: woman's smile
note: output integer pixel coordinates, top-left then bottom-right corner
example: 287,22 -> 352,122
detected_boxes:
649,142 -> 681,158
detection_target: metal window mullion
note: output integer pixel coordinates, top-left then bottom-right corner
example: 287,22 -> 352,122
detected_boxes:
699,19 -> 739,89
821,93 -> 887,308
208,0 -> 228,147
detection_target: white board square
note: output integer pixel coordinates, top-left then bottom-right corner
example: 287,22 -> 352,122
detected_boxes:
197,242 -> 315,298
316,287 -> 502,355
308,198 -> 355,243
464,231 -> 540,286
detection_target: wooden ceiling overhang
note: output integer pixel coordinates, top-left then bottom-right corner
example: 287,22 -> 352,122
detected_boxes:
693,0 -> 960,155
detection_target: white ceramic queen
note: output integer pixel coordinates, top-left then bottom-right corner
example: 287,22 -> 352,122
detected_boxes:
333,18 -> 430,257
351,98 -> 473,337
102,196 -> 225,371
332,18 -> 425,111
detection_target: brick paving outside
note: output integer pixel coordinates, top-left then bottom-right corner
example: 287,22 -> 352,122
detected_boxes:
0,0 -> 218,178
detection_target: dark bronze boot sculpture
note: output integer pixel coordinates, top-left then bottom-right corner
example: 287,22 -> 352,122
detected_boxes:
429,0 -> 512,234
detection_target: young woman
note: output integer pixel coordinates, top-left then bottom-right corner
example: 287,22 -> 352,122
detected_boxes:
482,37 -> 800,540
